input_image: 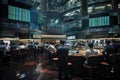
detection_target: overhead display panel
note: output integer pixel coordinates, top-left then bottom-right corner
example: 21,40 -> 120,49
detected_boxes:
89,16 -> 110,27
8,5 -> 30,22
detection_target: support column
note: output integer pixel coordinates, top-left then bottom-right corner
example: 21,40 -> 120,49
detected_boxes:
111,0 -> 118,12
81,0 -> 88,17
81,0 -> 88,29
41,0 -> 47,12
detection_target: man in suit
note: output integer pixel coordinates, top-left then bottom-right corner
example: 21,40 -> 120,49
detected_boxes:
103,40 -> 115,62
56,40 -> 71,80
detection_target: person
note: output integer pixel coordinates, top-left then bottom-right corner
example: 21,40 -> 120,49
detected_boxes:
83,42 -> 102,71
47,42 -> 57,65
0,41 -> 6,65
56,40 -> 71,80
27,42 -> 35,49
27,42 -> 36,59
102,40 -> 115,62
111,40 -> 119,54
5,43 -> 10,53
18,43 -> 26,49
47,42 -> 56,54
84,42 -> 102,58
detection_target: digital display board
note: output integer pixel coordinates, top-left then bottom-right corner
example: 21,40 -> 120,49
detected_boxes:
67,35 -> 76,40
8,5 -> 30,22
89,16 -> 110,27
38,13 -> 44,25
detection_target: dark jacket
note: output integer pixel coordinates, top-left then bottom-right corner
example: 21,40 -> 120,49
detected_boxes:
103,44 -> 115,56
57,45 -> 69,67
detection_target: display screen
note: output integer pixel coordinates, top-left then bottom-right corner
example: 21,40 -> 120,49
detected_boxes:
67,35 -> 76,40
38,13 -> 44,25
89,16 -> 110,27
8,5 -> 30,22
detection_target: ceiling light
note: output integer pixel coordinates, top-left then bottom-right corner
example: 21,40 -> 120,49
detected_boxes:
55,19 -> 59,23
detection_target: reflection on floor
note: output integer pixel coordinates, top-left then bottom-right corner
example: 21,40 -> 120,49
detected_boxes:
35,55 -> 84,80
0,54 -> 83,80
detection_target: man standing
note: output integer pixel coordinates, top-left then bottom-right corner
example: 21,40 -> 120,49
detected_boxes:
56,40 -> 71,80
102,40 -> 115,62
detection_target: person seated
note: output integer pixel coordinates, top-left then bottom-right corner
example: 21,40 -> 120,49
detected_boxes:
83,42 -> 102,65
83,42 -> 102,58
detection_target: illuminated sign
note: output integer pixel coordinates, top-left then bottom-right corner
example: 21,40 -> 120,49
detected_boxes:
89,16 -> 110,27
33,34 -> 41,38
8,5 -> 30,22
67,36 -> 76,40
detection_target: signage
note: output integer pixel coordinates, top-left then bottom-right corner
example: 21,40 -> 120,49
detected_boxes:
33,34 -> 41,38
67,36 -> 76,40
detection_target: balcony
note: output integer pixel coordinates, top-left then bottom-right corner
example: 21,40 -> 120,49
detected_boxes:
63,2 -> 81,12
0,22 -> 29,30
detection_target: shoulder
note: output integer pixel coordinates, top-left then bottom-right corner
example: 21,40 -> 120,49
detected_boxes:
85,49 -> 90,52
93,49 -> 99,51
84,49 -> 91,53
57,46 -> 69,50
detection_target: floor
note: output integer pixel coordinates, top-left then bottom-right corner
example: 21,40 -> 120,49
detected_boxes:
0,54 -> 84,80
1,53 -> 118,80
35,55 -> 83,80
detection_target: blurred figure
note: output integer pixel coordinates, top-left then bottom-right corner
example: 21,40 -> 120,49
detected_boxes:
84,42 -> 101,58
27,42 -> 36,60
27,42 -> 35,49
56,40 -> 71,80
0,41 -> 6,65
47,42 -> 56,65
18,43 -> 26,49
5,43 -> 10,53
102,40 -> 115,62
111,40 -> 119,54
85,40 -> 89,49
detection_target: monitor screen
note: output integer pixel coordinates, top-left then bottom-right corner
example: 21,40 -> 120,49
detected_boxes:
89,16 -> 110,27
8,5 -> 30,22
67,35 -> 76,40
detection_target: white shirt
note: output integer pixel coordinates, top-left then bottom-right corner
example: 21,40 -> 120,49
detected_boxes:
84,48 -> 101,58
18,45 -> 26,49
48,44 -> 57,53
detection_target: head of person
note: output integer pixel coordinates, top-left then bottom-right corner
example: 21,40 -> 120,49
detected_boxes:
60,39 -> 65,45
88,42 -> 94,48
20,43 -> 24,45
111,39 -> 116,44
105,40 -> 111,45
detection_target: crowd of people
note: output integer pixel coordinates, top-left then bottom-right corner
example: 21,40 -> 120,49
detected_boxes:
0,39 -> 120,80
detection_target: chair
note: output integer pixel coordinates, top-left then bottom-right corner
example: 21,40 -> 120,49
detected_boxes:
116,53 -> 120,66
68,56 -> 87,77
98,55 -> 114,80
87,56 -> 100,66
114,53 -> 120,79
84,56 -> 101,80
